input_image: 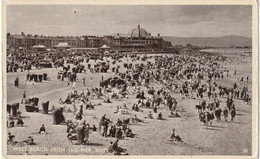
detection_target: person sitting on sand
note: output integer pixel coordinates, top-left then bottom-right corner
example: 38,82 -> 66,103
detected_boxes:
170,129 -> 182,142
17,110 -> 22,117
125,127 -> 135,138
59,98 -> 63,104
38,124 -> 46,134
132,115 -> 144,123
16,117 -> 24,126
47,104 -> 53,111
157,112 -> 163,120
114,106 -> 120,114
9,119 -> 15,128
91,124 -> 97,131
147,111 -> 153,119
169,110 -> 181,118
115,127 -> 123,139
108,139 -> 127,155
123,103 -> 128,109
116,119 -> 123,126
86,102 -> 94,110
104,97 -> 111,103
75,106 -> 83,120
67,128 -> 77,142
25,136 -> 35,145
145,99 -> 151,108
64,95 -> 72,104
111,92 -> 119,99
7,132 -> 15,144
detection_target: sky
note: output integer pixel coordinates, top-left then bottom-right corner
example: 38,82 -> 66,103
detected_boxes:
6,5 -> 252,37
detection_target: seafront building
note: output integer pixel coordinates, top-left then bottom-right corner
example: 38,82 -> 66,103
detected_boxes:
7,25 -> 172,51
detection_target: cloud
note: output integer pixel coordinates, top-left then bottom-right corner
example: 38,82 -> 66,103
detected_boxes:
6,5 -> 252,37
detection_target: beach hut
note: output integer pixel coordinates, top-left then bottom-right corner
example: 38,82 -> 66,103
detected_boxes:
244,51 -> 252,57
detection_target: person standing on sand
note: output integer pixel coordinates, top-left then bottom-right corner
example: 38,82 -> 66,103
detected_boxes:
14,77 -> 19,88
153,106 -> 158,119
223,107 -> 228,121
83,124 -> 90,144
75,121 -> 85,145
82,77 -> 86,86
215,107 -> 222,121
72,81 -> 76,89
23,91 -> 26,100
32,79 -> 35,88
22,91 -> 26,103
231,107 -> 236,122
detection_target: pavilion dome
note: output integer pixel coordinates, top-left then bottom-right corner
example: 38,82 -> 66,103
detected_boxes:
127,24 -> 149,38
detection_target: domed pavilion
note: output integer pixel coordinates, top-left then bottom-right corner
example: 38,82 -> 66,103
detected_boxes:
112,24 -> 165,50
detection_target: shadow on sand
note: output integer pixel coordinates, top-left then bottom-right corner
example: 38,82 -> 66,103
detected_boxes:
210,125 -> 225,128
204,127 -> 222,131
233,121 -> 247,124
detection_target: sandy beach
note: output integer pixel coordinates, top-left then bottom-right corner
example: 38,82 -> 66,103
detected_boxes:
6,51 -> 252,155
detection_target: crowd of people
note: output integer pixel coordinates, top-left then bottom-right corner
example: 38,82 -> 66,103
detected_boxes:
7,48 -> 252,155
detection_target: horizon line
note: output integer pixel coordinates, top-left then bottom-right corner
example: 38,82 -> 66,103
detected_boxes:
7,32 -> 252,39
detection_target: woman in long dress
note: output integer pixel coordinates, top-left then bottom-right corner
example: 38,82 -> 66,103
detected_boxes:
83,124 -> 90,144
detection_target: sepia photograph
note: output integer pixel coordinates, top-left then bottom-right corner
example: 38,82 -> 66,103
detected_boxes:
2,1 -> 258,158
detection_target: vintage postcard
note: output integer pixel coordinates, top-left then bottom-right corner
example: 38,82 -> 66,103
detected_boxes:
2,0 -> 258,158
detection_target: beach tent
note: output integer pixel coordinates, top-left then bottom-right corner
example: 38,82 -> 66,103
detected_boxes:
8,52 -> 13,58
32,45 -> 47,51
100,44 -> 111,53
54,42 -> 72,52
9,47 -> 15,51
100,44 -> 110,49
18,47 -> 25,50
54,42 -> 72,48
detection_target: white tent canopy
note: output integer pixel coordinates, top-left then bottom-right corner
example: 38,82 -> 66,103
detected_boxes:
32,45 -> 47,49
55,42 -> 71,48
100,44 -> 110,49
